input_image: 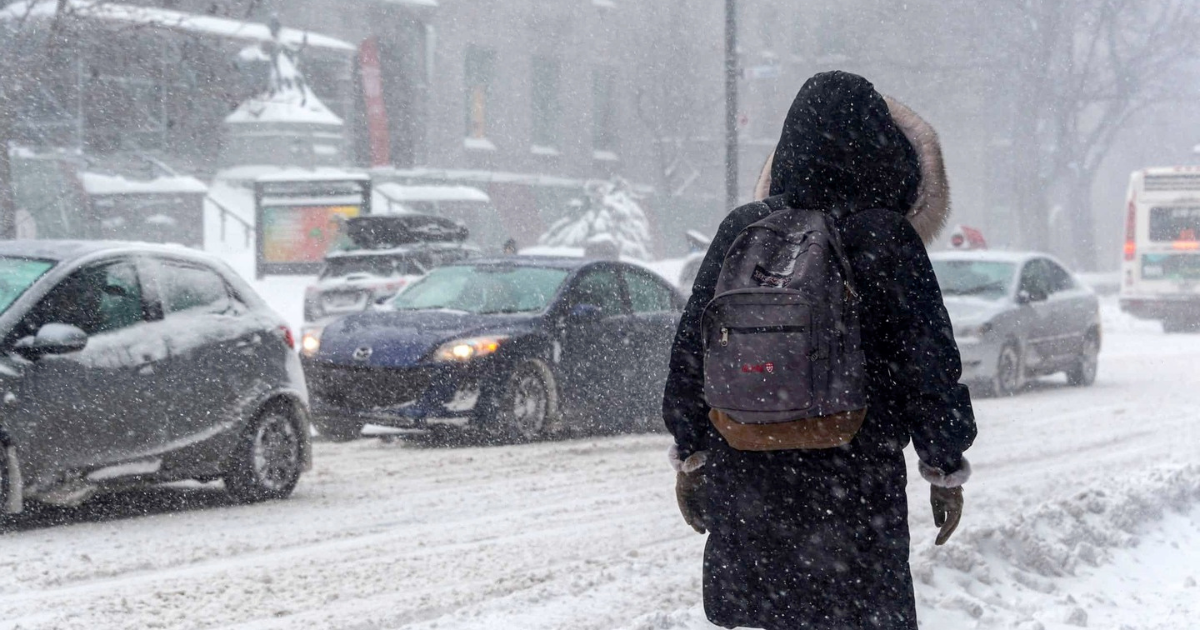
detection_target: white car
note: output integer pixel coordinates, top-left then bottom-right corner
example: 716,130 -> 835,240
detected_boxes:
930,251 -> 1101,396
303,215 -> 478,329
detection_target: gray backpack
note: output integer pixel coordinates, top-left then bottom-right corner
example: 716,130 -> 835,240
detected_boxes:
702,197 -> 868,451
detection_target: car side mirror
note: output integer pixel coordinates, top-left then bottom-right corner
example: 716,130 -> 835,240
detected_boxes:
13,323 -> 88,360
568,303 -> 605,323
1017,288 -> 1048,304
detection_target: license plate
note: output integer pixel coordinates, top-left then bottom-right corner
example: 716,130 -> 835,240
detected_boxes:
323,291 -> 366,311
1143,254 -> 1200,280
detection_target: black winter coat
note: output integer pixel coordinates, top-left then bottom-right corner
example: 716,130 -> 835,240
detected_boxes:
662,72 -> 977,630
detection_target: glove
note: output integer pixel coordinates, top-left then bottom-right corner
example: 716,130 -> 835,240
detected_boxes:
930,485 -> 963,545
669,445 -> 709,534
676,469 -> 707,534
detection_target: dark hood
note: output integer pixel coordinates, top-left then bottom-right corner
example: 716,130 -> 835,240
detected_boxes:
317,309 -> 537,367
768,71 -> 920,217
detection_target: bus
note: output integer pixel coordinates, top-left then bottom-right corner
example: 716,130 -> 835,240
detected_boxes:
1120,166 -> 1200,332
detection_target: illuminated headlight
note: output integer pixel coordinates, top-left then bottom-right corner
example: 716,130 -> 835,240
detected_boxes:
433,336 -> 509,362
300,328 -> 322,357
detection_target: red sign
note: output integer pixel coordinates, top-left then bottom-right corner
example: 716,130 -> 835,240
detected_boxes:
359,38 -> 391,167
949,225 -> 988,250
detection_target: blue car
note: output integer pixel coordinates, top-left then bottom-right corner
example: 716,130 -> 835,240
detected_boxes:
301,257 -> 684,441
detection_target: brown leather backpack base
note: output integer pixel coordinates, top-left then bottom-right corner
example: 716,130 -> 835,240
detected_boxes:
709,408 -> 867,451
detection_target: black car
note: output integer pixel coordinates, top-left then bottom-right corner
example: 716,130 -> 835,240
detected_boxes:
301,257 -> 684,441
0,241 -> 311,514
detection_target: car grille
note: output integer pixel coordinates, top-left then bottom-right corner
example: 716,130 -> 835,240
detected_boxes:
307,364 -> 431,410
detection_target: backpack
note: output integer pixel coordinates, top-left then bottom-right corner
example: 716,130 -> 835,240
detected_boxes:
702,196 -> 867,451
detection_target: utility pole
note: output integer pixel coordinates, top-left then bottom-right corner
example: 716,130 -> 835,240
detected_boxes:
724,0 -> 738,211
0,88 -> 15,240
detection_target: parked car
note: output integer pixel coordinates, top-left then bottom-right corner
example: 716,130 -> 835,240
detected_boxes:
301,257 -> 684,441
302,214 -> 478,346
930,250 -> 1101,396
0,241 -> 310,514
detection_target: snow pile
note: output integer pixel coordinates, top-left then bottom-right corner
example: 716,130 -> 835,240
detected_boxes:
540,178 -> 654,260
617,464 -> 1200,630
226,49 -> 343,127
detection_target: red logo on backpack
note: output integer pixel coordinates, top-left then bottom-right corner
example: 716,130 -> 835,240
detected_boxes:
741,362 -> 776,374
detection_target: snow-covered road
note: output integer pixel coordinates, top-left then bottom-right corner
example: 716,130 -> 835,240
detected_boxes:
0,307 -> 1197,630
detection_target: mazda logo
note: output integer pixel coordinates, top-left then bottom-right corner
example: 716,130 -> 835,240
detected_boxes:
352,346 -> 373,361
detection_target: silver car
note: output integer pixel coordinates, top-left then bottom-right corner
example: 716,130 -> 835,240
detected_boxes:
930,251 -> 1101,396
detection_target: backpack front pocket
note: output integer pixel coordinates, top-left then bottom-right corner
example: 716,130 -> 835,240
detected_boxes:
703,291 -> 816,418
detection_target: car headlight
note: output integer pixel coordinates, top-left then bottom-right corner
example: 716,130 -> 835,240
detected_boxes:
433,336 -> 509,362
300,327 -> 322,357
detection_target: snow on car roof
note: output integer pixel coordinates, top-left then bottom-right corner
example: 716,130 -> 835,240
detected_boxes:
463,256 -> 599,270
929,250 -> 1038,264
0,240 -> 213,263
375,183 -> 490,204
325,242 -> 479,259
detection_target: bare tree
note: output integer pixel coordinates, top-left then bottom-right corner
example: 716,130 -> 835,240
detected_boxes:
996,0 -> 1200,268
630,0 -> 721,203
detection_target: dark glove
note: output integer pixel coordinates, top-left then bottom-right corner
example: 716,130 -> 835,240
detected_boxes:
930,485 -> 963,545
676,469 -> 708,534
670,446 -> 709,534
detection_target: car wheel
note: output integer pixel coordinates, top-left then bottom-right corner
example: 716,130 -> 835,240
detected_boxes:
225,404 -> 303,503
313,416 -> 365,443
1067,333 -> 1099,387
498,360 -> 553,442
992,342 -> 1022,397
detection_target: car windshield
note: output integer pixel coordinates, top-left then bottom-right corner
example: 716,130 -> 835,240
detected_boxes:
322,255 -> 425,279
391,265 -> 568,314
931,260 -> 1015,299
0,257 -> 55,315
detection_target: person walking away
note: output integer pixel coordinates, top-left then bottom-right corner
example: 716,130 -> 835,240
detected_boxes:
663,71 -> 977,629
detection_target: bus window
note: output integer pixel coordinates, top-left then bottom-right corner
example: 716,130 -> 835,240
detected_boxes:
1149,206 -> 1200,242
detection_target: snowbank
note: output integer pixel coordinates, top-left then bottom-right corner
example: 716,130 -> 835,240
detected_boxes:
619,464 -> 1200,630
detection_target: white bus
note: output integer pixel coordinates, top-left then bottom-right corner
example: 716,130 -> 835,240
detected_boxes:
1120,166 -> 1200,332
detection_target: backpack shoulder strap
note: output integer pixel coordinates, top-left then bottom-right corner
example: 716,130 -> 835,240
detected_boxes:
819,213 -> 859,298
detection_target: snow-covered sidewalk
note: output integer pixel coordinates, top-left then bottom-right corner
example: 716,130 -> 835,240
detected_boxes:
0,310 -> 1196,629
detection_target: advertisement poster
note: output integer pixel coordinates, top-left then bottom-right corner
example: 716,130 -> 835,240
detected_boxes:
261,205 -> 361,264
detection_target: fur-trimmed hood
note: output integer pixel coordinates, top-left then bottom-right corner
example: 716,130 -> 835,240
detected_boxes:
753,89 -> 950,245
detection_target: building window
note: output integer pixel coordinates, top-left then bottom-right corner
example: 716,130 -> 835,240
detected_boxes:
592,67 -> 617,154
464,46 -> 496,142
531,56 -> 560,150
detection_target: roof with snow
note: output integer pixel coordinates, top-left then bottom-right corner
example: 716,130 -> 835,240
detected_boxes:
0,1 -> 354,52
255,167 -> 369,183
79,172 -> 209,196
375,184 -> 490,204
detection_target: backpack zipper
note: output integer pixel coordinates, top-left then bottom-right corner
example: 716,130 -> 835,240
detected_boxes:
719,325 -> 807,346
